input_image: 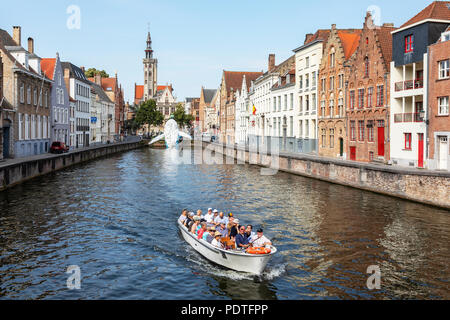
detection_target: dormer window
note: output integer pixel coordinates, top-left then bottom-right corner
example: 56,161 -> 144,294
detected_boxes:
442,32 -> 450,42
405,35 -> 414,53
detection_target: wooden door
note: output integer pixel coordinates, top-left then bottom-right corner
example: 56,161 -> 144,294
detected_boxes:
418,133 -> 424,168
377,126 -> 385,157
350,146 -> 356,161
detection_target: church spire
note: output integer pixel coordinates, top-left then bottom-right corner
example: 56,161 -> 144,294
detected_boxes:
145,31 -> 153,59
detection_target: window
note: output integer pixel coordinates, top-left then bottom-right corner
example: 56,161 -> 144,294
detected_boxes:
330,47 -> 335,68
299,96 -> 303,112
290,116 -> 293,136
299,120 -> 303,137
439,60 -> 450,79
27,86 -> 31,105
273,97 -> 276,112
338,74 -> 344,89
312,93 -> 316,111
321,78 -> 326,92
350,121 -> 356,141
19,113 -> 23,140
367,121 -> 374,142
321,129 -> 326,147
329,76 -> 334,91
33,88 -> 37,106
320,97 -> 326,117
290,93 -> 294,110
367,87 -> 373,108
305,57 -> 310,68
305,74 -> 309,88
284,95 -> 287,111
438,96 -> 449,115
364,57 -> 369,77
20,83 -> 24,103
358,88 -> 365,109
299,75 -> 303,89
376,85 -> 384,107
312,72 -> 316,87
338,96 -> 344,117
305,120 -> 309,137
350,90 -> 355,109
358,120 -> 365,141
329,98 -> 334,117
405,35 -> 414,53
305,95 -> 310,111
404,133 -> 412,150
329,129 -> 334,148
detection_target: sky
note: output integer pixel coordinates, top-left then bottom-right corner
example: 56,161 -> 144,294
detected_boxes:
0,0 -> 433,103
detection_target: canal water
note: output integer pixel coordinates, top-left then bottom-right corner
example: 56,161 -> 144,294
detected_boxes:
0,148 -> 449,300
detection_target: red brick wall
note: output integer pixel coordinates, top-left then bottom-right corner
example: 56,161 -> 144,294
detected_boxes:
428,39 -> 450,160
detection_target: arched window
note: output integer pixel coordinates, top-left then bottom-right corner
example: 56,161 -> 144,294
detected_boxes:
364,57 -> 369,78
330,47 -> 336,68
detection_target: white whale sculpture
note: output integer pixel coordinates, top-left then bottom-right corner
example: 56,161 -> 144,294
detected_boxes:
148,118 -> 192,149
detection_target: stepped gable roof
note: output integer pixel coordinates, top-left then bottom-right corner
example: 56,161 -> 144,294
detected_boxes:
223,71 -> 263,93
40,58 -> 56,80
400,1 -> 450,28
375,25 -> 397,70
337,29 -> 362,60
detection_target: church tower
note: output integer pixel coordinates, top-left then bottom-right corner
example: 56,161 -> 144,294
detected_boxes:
143,31 -> 157,100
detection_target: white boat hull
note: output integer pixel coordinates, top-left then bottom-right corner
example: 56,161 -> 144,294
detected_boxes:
178,221 -> 276,275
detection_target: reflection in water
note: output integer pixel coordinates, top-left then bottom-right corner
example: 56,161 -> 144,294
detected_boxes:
0,148 -> 449,300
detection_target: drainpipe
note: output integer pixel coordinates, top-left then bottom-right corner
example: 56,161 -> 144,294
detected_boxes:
425,47 -> 430,167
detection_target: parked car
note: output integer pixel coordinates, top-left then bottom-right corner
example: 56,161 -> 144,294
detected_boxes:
50,142 -> 69,154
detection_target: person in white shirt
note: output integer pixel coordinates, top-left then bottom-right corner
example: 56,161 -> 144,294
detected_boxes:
214,211 -> 228,226
211,231 -> 224,249
204,208 -> 214,224
178,209 -> 188,224
250,229 -> 272,248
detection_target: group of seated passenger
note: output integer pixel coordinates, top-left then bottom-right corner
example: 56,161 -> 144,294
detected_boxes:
178,208 -> 272,251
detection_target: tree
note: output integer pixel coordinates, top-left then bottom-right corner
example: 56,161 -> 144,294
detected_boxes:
85,68 -> 110,78
173,103 -> 194,128
134,100 -> 164,129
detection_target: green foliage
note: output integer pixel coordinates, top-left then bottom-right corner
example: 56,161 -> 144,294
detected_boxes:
85,68 -> 110,78
173,103 -> 194,128
134,100 -> 164,128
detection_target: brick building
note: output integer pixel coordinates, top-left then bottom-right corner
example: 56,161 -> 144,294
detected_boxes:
219,71 -> 262,144
198,87 -> 216,132
0,27 -> 52,158
347,13 -> 396,162
318,25 -> 361,158
427,27 -> 450,170
0,54 -> 3,160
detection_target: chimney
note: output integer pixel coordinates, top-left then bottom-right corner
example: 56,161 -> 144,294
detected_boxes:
383,23 -> 394,27
64,68 -> 71,96
12,26 -> 21,46
268,54 -> 275,72
304,33 -> 314,44
27,37 -> 34,54
94,72 -> 102,86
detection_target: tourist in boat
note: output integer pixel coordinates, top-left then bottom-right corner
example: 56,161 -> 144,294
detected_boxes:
178,209 -> 188,224
211,232 -> 224,249
229,218 -> 239,239
214,211 -> 228,226
245,225 -> 256,241
190,216 -> 200,234
203,226 -> 216,243
216,222 -> 228,238
197,222 -> 207,239
185,212 -> 195,229
211,210 -> 219,225
196,209 -> 204,221
204,208 -> 214,224
235,225 -> 251,250
249,229 -> 272,248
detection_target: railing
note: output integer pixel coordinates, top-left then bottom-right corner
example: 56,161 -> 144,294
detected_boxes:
395,79 -> 424,92
393,113 -> 423,123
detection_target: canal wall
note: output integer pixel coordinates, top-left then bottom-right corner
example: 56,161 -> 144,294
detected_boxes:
0,141 -> 144,191
203,142 -> 450,209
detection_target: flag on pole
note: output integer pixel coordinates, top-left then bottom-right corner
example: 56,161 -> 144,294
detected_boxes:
252,105 -> 256,115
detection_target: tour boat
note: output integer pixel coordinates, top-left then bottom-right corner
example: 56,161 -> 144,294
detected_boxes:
178,220 -> 277,275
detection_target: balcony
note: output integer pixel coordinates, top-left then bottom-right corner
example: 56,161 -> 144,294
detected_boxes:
394,79 -> 424,92
393,113 -> 424,123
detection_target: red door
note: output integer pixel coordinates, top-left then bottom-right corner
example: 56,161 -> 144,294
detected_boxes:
350,146 -> 356,161
418,133 -> 424,168
377,127 -> 385,157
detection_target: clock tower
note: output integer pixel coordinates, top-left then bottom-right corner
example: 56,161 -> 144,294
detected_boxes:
143,31 -> 157,100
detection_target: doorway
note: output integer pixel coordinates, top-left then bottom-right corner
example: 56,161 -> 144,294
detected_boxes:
418,133 -> 424,168
350,146 -> 356,161
3,126 -> 10,158
438,136 -> 448,170
339,138 -> 344,157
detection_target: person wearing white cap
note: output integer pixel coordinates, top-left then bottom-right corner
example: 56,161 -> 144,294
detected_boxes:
204,208 -> 214,224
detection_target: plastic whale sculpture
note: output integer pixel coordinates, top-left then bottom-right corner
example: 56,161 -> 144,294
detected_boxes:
148,117 -> 192,149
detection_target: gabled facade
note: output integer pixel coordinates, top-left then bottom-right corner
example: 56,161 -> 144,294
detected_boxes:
0,27 -> 52,159
62,62 -> 91,148
218,70 -> 263,143
390,1 -> 450,168
318,25 -> 361,159
347,13 -> 396,163
293,30 -> 331,154
41,53 -> 70,146
427,27 -> 450,170
199,87 -> 216,132
89,75 -> 115,144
